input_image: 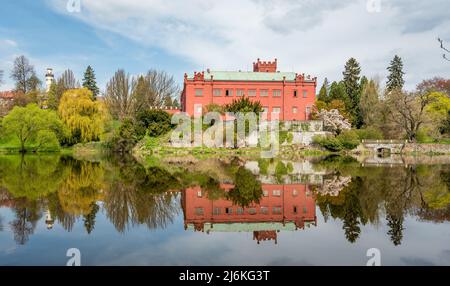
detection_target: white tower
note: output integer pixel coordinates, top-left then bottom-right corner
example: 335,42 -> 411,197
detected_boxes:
45,68 -> 54,92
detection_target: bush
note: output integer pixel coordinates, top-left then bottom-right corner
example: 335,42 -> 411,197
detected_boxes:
313,130 -> 360,152
111,119 -> 145,153
313,135 -> 344,152
336,130 -> 360,150
355,127 -> 383,140
136,110 -> 173,137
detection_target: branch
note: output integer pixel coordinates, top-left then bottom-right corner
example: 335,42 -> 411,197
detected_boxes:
438,38 -> 450,53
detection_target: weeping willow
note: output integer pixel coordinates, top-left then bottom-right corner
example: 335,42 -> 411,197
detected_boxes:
58,88 -> 106,144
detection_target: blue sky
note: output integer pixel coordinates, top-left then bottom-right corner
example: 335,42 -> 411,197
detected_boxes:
0,0 -> 192,91
1,0 -> 449,92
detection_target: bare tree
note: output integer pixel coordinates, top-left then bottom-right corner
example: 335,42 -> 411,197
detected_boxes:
438,38 -> 450,61
105,69 -> 134,119
145,70 -> 179,107
10,55 -> 41,94
57,69 -> 77,90
386,90 -> 433,141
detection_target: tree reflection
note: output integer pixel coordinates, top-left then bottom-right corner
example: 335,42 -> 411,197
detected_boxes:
226,167 -> 262,208
0,153 -> 449,246
315,161 -> 450,245
103,155 -> 180,233
9,199 -> 41,245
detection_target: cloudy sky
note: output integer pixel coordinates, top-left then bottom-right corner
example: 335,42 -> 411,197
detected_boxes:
0,0 -> 449,92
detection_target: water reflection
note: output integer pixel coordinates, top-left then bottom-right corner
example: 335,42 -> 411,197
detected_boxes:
0,154 -> 449,251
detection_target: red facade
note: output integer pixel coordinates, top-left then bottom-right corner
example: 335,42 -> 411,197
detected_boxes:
182,183 -> 317,240
181,59 -> 317,121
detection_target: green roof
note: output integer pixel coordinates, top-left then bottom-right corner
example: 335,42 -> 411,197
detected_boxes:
189,71 -> 297,82
187,222 -> 316,232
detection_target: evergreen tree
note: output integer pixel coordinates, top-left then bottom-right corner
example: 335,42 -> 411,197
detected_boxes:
47,82 -> 59,110
318,78 -> 330,103
343,58 -> 362,127
329,81 -> 349,106
82,65 -> 100,100
173,98 -> 180,108
386,55 -> 405,92
83,202 -> 99,235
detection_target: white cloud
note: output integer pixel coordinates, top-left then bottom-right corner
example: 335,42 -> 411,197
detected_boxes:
1,39 -> 17,47
46,0 -> 450,89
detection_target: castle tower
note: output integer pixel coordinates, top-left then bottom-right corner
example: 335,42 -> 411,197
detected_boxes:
253,58 -> 277,72
45,68 -> 54,92
45,209 -> 54,230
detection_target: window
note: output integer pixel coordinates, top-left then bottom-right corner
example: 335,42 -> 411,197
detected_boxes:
260,89 -> 268,97
195,207 -> 204,215
272,190 -> 281,197
213,207 -> 221,215
225,207 -> 232,215
272,107 -> 281,114
197,190 -> 202,198
261,207 -> 269,214
293,206 -> 298,214
236,89 -> 245,97
248,208 -> 257,215
272,207 -> 282,214
303,206 -> 308,214
248,89 -> 256,97
263,190 -> 269,197
195,106 -> 202,114
294,90 -> 298,97
302,90 -> 307,98
292,189 -> 298,197
292,106 -> 298,114
225,89 -> 233,97
273,89 -> 281,97
262,107 -> 269,113
213,88 -> 222,97
306,106 -> 311,114
237,207 -> 244,215
195,88 -> 203,97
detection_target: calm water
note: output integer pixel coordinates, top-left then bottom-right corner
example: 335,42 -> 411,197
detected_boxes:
0,154 -> 450,266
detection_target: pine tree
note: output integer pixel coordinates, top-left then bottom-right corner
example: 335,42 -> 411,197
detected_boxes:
343,58 -> 362,127
318,78 -> 330,103
47,82 -> 59,110
83,203 -> 99,235
82,65 -> 100,100
386,55 -> 405,92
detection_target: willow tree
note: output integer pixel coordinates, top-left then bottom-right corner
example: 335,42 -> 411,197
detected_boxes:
58,88 -> 106,144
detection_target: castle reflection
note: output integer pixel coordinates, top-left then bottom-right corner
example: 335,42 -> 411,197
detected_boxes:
181,183 -> 317,244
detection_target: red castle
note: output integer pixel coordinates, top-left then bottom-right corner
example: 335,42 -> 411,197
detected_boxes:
181,59 -> 317,120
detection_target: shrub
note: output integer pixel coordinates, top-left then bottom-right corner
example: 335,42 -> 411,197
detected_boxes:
336,130 -> 360,150
111,119 -> 144,153
205,103 -> 224,114
224,97 -> 263,114
355,127 -> 383,140
136,110 -> 172,137
313,135 -> 343,152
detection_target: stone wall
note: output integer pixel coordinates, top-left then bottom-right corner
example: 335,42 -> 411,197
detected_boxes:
403,143 -> 450,154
